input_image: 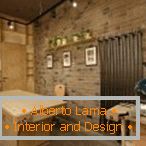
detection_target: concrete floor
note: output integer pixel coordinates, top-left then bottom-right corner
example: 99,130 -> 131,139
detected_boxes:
0,140 -> 120,146
41,141 -> 120,146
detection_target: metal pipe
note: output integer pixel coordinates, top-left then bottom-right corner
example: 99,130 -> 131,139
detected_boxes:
107,39 -> 111,95
122,35 -> 127,95
126,34 -> 131,95
129,33 -> 135,95
115,37 -> 120,95
98,40 -> 104,95
137,32 -> 143,79
134,33 -> 138,86
110,38 -> 114,95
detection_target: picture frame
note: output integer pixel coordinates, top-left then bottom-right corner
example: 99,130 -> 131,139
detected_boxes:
47,54 -> 53,69
85,46 -> 97,66
63,51 -> 71,67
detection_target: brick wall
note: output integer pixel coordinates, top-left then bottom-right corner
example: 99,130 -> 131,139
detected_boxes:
33,0 -> 146,123
34,0 -> 146,96
34,0 -> 146,123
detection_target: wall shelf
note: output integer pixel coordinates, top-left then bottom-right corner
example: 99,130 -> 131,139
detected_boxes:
27,66 -> 34,69
27,74 -> 34,77
48,37 -> 96,50
27,59 -> 34,62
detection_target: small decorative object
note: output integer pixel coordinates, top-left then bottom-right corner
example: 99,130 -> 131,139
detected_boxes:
47,55 -> 53,68
7,21 -> 15,30
63,51 -> 71,67
85,46 -> 97,66
49,40 -> 54,48
72,34 -> 80,42
62,37 -> 67,46
83,29 -> 92,40
56,36 -> 62,47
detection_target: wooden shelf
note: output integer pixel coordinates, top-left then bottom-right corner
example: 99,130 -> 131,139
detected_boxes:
27,74 -> 34,77
49,38 -> 96,50
27,67 -> 34,69
27,60 -> 34,62
26,52 -> 34,55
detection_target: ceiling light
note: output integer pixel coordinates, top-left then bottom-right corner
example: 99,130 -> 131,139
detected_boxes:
7,21 -> 15,30
72,1 -> 78,8
70,0 -> 78,8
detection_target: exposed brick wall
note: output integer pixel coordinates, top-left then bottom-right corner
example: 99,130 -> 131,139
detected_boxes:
33,0 -> 146,125
33,0 -> 146,96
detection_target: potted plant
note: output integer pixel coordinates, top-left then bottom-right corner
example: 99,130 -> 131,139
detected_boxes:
72,33 -> 80,42
55,36 -> 62,47
62,36 -> 68,46
82,29 -> 92,40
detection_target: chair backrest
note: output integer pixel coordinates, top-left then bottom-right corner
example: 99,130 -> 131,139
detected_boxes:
54,84 -> 65,96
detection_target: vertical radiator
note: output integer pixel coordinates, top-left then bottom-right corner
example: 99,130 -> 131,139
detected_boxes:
98,31 -> 143,109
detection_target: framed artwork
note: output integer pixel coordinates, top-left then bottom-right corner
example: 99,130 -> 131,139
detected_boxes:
63,51 -> 71,67
85,46 -> 97,66
47,54 -> 53,69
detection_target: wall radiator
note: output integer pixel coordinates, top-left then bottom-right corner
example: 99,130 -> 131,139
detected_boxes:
98,31 -> 143,123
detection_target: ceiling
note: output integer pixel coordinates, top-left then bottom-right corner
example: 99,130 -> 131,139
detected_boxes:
0,0 -> 63,24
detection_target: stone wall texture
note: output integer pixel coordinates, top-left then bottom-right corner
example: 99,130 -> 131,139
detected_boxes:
33,0 -> 146,96
33,0 -> 146,123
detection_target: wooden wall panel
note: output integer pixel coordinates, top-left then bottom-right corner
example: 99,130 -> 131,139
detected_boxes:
3,31 -> 26,45
0,19 -> 34,91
